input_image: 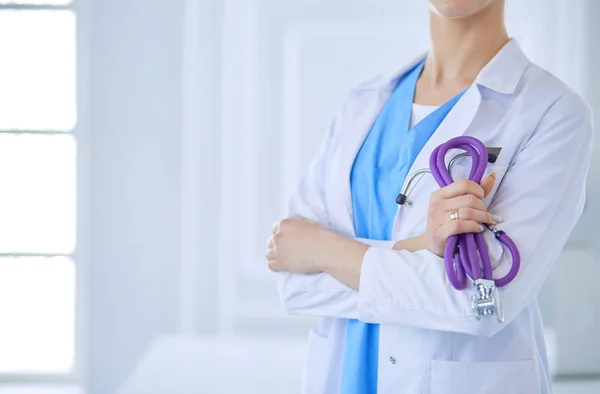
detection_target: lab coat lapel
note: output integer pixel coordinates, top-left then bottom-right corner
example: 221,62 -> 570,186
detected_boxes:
327,39 -> 529,239
326,56 -> 485,239
393,85 -> 483,232
405,85 -> 483,180
328,90 -> 390,238
328,56 -> 426,238
398,38 -> 529,210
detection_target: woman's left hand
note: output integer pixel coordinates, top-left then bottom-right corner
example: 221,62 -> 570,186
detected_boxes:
266,218 -> 336,274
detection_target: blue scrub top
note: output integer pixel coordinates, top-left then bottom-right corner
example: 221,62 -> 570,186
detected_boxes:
341,60 -> 465,394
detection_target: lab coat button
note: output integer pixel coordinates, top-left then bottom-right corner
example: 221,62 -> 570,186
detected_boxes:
389,356 -> 396,364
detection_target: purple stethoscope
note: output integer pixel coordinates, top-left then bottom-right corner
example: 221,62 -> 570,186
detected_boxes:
396,136 -> 521,323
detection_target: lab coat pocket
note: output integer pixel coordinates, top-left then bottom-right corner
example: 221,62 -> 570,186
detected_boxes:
301,329 -> 331,394
428,359 -> 539,394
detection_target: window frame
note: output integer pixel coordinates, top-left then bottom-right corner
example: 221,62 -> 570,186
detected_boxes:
0,0 -> 89,386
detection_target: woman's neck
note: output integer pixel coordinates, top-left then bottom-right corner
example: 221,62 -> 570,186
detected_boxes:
422,1 -> 509,89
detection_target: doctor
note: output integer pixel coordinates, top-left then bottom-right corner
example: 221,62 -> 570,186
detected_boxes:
267,0 -> 593,393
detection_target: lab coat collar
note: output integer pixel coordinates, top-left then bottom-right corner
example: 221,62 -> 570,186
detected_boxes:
474,38 -> 531,94
355,38 -> 530,96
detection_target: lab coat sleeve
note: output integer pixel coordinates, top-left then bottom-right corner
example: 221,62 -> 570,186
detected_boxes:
276,107 -> 395,319
357,93 -> 594,336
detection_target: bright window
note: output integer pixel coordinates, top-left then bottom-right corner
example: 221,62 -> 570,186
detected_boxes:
0,0 -> 77,376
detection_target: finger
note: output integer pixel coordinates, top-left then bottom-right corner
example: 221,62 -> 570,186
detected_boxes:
435,179 -> 485,200
438,220 -> 484,241
439,194 -> 487,213
266,236 -> 275,248
271,222 -> 280,234
265,247 -> 278,261
453,207 -> 495,225
480,172 -> 497,198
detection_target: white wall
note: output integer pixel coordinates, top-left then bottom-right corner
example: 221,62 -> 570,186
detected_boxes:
549,0 -> 600,375
86,1 -> 600,393
585,0 -> 600,226
88,1 -> 183,393
215,0 -> 433,340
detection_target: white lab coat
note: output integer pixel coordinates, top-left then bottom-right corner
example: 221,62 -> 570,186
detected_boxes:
277,39 -> 594,394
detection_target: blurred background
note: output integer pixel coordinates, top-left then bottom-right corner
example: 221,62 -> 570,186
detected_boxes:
0,0 -> 598,393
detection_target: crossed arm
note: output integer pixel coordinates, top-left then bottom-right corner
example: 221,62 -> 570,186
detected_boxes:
266,176 -> 497,291
268,93 -> 592,337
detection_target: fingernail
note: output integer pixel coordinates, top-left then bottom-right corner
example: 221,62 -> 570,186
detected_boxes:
492,214 -> 503,223
490,171 -> 498,180
478,224 -> 485,232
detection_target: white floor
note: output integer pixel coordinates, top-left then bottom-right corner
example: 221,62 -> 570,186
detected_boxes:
0,381 -> 598,394
0,386 -> 82,394
554,380 -> 600,394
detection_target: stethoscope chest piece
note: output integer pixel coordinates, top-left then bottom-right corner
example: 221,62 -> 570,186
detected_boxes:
471,278 -> 505,324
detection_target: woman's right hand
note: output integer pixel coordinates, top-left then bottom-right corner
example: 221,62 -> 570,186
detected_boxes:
422,173 -> 500,257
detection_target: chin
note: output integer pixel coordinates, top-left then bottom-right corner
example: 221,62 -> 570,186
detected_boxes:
428,0 -> 492,19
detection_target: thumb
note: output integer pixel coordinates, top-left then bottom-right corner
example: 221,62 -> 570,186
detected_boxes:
480,172 -> 497,198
